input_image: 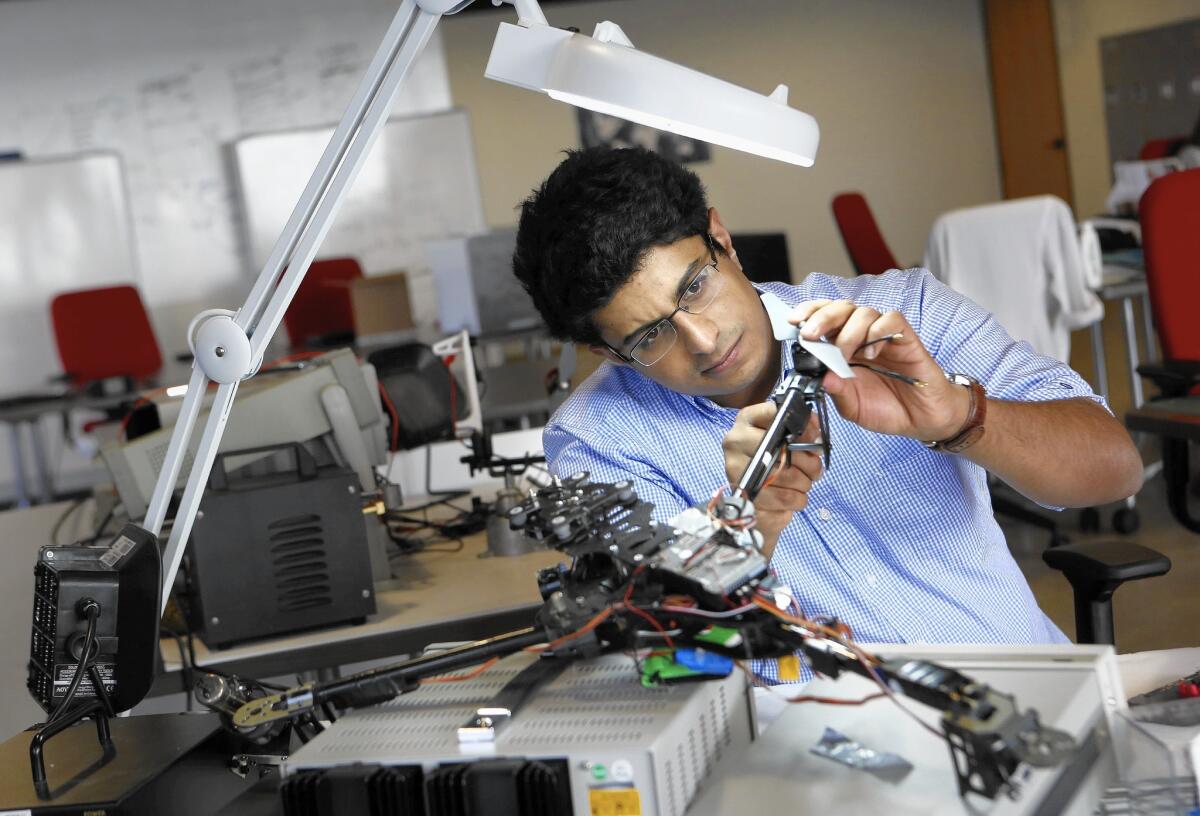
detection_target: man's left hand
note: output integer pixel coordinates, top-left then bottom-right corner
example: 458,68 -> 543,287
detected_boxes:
789,299 -> 968,443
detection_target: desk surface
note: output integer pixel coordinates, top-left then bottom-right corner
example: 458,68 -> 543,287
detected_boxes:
161,531 -> 563,683
1126,397 -> 1200,442
0,497 -> 565,738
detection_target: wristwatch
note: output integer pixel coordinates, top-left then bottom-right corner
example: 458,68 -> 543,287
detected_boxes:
924,373 -> 987,454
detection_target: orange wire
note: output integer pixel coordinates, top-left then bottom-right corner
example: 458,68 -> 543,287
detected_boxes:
525,607 -> 614,653
419,656 -> 500,684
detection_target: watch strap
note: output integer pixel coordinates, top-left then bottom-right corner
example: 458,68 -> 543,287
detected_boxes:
928,374 -> 986,453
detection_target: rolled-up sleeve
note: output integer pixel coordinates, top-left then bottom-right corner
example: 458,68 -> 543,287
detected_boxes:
902,268 -> 1106,409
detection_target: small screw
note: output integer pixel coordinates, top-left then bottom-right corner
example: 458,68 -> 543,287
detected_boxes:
215,346 -> 226,358
633,554 -> 644,562
361,589 -> 370,598
211,616 -> 220,625
44,551 -> 55,560
609,544 -> 619,552
347,485 -> 356,494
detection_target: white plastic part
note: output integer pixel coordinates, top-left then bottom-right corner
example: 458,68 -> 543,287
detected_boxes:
430,329 -> 483,438
593,21 -> 634,47
759,292 -> 854,379
192,312 -> 254,385
320,383 -> 375,491
769,84 -> 789,105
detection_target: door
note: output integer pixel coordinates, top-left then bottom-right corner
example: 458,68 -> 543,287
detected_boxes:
985,0 -> 1074,204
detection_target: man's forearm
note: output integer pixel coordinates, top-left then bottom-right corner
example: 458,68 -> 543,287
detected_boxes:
961,397 -> 1143,507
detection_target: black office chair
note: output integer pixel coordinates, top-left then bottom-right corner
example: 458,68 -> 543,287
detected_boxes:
1043,540 -> 1170,645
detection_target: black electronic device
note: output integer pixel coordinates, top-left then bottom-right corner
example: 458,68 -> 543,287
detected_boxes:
28,524 -> 161,714
368,343 -> 470,450
184,443 -> 375,648
26,523 -> 162,792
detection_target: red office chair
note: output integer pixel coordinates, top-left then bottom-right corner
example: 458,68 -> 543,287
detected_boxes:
50,284 -> 162,387
1136,167 -> 1200,533
281,257 -> 363,349
1138,137 -> 1185,161
831,192 -> 900,276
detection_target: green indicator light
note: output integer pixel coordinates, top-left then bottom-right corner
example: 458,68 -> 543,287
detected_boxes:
592,764 -> 607,781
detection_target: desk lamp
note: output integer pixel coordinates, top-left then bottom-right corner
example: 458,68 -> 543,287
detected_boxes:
28,2 -> 820,753
145,0 -> 819,618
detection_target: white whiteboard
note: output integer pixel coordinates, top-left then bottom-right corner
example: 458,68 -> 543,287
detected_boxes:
0,153 -> 139,394
232,108 -> 487,328
0,0 -> 452,311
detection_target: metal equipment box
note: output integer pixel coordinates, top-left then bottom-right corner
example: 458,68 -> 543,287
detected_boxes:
284,651 -> 755,816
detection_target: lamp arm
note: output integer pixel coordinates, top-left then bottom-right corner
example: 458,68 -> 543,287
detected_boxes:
146,0 -> 552,616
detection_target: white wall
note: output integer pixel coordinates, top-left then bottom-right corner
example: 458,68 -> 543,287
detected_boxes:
1053,0 -> 1200,218
439,0 -> 1004,280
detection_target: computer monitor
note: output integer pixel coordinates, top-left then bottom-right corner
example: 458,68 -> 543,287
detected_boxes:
427,228 -> 544,339
731,232 -> 791,285
101,349 -> 387,519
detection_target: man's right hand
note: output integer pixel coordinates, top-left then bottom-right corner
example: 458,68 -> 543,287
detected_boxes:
722,402 -> 823,558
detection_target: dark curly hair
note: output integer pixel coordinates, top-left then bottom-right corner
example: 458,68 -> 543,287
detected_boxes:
513,147 -> 710,344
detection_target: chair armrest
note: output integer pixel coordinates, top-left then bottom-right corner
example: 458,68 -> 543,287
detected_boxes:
1138,359 -> 1200,397
1043,540 -> 1170,587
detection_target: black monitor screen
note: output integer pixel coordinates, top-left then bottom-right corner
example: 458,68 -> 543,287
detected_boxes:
730,233 -> 791,285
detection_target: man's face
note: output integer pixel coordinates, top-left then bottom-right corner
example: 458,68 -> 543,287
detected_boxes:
591,233 -> 776,408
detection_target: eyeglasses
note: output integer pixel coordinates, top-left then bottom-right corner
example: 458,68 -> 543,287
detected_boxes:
607,236 -> 725,367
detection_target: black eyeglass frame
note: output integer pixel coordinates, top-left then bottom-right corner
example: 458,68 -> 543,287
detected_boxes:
602,234 -> 722,367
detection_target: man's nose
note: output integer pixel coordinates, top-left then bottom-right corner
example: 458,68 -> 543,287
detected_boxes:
674,311 -> 719,356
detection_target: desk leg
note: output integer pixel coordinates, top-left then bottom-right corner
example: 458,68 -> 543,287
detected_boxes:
7,423 -> 31,508
1089,321 -> 1110,401
1122,297 -> 1144,409
1140,292 -> 1156,368
28,417 -> 55,504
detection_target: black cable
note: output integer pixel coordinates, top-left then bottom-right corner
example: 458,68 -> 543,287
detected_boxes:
161,629 -> 194,711
50,498 -> 86,545
87,506 -> 117,545
320,702 -> 338,724
47,603 -> 100,725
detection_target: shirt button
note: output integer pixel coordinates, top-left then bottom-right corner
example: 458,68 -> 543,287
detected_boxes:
817,508 -> 832,521
866,575 -> 878,587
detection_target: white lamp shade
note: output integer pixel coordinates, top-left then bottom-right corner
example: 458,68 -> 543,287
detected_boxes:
486,22 -> 819,167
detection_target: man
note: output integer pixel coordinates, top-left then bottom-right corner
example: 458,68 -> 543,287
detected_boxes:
512,147 -> 1143,677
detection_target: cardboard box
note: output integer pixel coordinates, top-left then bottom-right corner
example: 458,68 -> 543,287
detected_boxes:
349,272 -> 415,338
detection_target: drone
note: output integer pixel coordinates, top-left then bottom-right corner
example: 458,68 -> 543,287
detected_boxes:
197,322 -> 1076,802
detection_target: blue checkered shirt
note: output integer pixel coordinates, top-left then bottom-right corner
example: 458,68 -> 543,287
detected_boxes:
545,268 -> 1085,682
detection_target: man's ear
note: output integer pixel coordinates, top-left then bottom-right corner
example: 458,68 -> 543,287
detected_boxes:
707,207 -> 738,264
588,344 -> 629,366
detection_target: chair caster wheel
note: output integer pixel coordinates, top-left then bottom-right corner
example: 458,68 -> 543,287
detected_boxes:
1079,507 -> 1101,533
1112,508 -> 1140,535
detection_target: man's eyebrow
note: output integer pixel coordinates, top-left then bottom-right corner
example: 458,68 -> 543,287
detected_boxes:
619,254 -> 708,347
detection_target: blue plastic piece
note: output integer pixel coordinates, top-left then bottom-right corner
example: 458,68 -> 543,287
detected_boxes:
674,648 -> 734,676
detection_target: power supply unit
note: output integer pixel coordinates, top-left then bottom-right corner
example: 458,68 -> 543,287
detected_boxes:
281,651 -> 755,816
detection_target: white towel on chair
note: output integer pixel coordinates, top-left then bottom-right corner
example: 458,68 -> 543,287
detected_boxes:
924,195 -> 1103,363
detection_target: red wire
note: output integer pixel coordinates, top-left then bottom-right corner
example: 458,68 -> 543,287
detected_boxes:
442,354 -> 458,435
377,381 -> 400,452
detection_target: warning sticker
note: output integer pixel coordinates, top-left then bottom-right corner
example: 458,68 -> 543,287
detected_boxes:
589,789 -> 642,816
52,662 -> 115,699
